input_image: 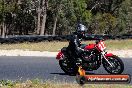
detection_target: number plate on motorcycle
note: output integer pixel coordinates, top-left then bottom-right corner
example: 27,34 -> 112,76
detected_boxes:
97,41 -> 106,52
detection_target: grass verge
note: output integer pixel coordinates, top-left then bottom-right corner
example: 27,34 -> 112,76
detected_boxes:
0,39 -> 131,52
0,79 -> 131,88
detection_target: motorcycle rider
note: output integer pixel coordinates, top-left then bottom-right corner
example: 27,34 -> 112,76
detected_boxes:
67,23 -> 87,58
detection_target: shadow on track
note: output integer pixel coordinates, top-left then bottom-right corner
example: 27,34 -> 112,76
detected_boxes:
50,72 -> 95,76
50,73 -> 68,76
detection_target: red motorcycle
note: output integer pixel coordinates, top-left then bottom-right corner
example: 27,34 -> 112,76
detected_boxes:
56,39 -> 124,75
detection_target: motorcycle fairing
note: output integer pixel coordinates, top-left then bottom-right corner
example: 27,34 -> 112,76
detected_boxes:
105,53 -> 114,57
84,44 -> 95,50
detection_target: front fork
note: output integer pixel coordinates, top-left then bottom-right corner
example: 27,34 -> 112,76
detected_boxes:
101,51 -> 114,67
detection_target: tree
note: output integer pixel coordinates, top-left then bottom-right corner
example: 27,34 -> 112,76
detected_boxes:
0,0 -> 16,38
87,0 -> 124,15
40,0 -> 48,35
31,0 -> 48,35
49,0 -> 62,35
116,0 -> 132,35
0,0 -> 130,37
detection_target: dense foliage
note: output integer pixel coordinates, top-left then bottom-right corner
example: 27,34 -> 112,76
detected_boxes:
0,0 -> 131,38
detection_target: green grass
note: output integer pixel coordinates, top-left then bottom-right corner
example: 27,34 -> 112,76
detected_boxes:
0,39 -> 131,52
104,39 -> 132,50
12,83 -> 132,88
0,80 -> 131,88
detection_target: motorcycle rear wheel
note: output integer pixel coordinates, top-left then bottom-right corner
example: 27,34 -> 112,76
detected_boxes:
103,55 -> 124,74
59,59 -> 78,76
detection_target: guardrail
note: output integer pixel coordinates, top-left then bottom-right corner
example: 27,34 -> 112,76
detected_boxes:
0,35 -> 70,44
84,34 -> 132,40
0,34 -> 131,44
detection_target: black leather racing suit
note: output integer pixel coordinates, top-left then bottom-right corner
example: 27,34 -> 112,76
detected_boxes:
67,33 -> 83,58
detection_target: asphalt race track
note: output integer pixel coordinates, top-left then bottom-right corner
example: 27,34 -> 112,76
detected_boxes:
0,56 -> 131,84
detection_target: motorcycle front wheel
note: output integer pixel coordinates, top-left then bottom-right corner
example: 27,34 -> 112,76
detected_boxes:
59,59 -> 78,76
103,55 -> 124,74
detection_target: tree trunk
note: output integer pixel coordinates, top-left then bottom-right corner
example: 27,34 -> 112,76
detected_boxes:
40,13 -> 47,35
0,29 -> 1,36
40,0 -> 48,35
36,1 -> 41,35
2,22 -> 6,38
52,16 -> 58,35
52,1 -> 62,36
37,12 -> 41,34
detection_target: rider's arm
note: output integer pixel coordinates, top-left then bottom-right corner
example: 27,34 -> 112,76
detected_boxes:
74,36 -> 84,52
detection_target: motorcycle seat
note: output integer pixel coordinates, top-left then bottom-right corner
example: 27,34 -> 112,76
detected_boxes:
61,47 -> 67,52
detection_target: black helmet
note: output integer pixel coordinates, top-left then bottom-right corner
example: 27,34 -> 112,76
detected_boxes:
76,23 -> 87,38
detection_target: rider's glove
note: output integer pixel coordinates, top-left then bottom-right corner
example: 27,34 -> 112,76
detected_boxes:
77,47 -> 85,52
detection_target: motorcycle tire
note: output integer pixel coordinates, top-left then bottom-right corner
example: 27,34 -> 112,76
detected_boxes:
103,55 -> 124,74
59,60 -> 78,76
